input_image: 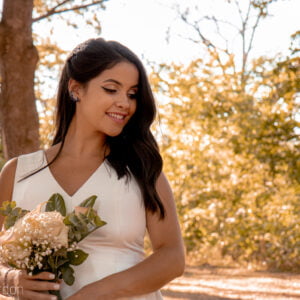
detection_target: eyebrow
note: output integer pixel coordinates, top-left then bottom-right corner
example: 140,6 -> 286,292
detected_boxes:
103,79 -> 138,88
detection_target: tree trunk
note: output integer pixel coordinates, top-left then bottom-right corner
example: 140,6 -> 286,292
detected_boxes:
0,0 -> 39,160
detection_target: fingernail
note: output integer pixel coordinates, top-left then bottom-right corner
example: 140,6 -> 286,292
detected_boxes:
49,274 -> 55,279
53,283 -> 60,290
51,296 -> 57,300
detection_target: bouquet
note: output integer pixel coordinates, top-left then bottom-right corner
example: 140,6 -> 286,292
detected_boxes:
0,193 -> 106,299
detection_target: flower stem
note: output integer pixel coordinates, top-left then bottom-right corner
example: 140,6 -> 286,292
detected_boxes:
49,290 -> 63,300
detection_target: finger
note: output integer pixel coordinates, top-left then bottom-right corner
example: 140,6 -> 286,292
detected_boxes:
25,272 -> 56,281
22,278 -> 60,292
22,289 -> 58,300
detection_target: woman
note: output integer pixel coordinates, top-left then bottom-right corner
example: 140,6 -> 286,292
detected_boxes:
0,38 -> 185,299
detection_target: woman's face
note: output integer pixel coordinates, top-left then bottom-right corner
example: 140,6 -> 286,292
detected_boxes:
73,61 -> 138,137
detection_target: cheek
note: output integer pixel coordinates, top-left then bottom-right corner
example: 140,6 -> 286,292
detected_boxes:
130,101 -> 137,115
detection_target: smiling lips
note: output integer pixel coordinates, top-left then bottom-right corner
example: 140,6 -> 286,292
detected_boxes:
106,112 -> 127,123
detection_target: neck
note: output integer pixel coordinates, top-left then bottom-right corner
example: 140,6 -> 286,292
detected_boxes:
59,118 -> 108,159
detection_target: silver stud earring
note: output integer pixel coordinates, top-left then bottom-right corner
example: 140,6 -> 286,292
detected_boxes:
69,92 -> 80,102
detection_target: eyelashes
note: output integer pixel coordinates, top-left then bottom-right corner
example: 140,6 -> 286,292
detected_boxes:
128,93 -> 138,100
102,87 -> 137,99
102,87 -> 116,93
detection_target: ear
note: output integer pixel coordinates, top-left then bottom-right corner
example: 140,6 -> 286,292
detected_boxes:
68,79 -> 84,99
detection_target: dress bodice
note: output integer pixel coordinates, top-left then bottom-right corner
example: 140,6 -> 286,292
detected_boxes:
11,150 -> 163,299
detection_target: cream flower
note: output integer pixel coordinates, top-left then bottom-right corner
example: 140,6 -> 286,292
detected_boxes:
1,241 -> 31,262
20,211 -> 69,247
1,209 -> 69,250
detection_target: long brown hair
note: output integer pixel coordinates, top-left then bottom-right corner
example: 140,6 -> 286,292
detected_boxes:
51,38 -> 165,218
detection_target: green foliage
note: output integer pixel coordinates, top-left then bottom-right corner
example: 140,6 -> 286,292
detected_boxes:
67,249 -> 89,266
60,265 -> 75,286
64,195 -> 106,243
0,193 -> 106,293
0,201 -> 29,230
78,195 -> 97,208
45,193 -> 67,216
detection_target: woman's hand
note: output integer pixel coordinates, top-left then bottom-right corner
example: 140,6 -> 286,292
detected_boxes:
5,270 -> 60,300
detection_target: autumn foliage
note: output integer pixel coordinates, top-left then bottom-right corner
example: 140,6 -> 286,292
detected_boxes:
151,42 -> 300,271
0,0 -> 299,271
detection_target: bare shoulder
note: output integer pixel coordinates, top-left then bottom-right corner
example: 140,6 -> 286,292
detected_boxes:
0,158 -> 18,228
156,172 -> 173,198
0,157 -> 18,179
0,157 -> 18,203
154,172 -> 176,213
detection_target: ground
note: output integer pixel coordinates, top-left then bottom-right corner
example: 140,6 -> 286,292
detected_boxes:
161,265 -> 300,300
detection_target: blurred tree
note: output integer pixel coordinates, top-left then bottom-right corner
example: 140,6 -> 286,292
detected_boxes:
174,0 -> 279,91
0,0 -> 108,159
152,0 -> 300,269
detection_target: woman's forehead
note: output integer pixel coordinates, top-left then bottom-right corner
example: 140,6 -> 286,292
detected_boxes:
94,62 -> 139,87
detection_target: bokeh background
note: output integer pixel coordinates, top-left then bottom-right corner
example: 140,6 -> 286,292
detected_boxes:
0,0 -> 299,275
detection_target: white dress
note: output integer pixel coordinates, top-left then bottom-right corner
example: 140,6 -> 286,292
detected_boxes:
11,150 -> 163,299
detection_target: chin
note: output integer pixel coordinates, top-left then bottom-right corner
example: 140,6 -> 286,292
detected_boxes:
105,130 -> 123,137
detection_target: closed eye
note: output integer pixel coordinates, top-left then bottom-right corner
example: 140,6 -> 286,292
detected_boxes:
128,93 -> 137,100
102,87 -> 117,93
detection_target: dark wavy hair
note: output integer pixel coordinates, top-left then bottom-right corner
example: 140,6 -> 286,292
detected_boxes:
50,38 -> 165,218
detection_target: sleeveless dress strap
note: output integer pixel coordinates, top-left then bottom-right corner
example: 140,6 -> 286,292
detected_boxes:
14,150 -> 46,182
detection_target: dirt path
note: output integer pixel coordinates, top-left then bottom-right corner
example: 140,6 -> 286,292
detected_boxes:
161,266 -> 300,299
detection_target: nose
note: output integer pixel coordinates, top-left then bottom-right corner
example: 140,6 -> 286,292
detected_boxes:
116,93 -> 130,109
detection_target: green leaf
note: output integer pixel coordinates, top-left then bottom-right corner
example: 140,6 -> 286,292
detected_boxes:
11,207 -> 24,216
48,255 -> 55,269
46,194 -> 66,216
56,257 -> 69,268
78,195 -> 97,208
63,196 -> 106,243
94,215 -> 107,227
54,248 -> 67,258
0,201 -> 16,216
61,265 -> 75,286
86,209 -> 106,227
4,215 -> 18,230
3,207 -> 29,230
74,211 -> 106,242
63,215 -> 71,225
74,231 -> 82,242
67,249 -> 89,265
69,214 -> 88,232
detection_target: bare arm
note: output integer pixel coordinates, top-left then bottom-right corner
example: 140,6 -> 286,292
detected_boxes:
68,172 -> 185,299
0,158 -> 17,229
0,159 -> 60,299
0,159 -> 17,298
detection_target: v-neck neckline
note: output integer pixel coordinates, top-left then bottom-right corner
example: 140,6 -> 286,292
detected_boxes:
42,150 -> 106,198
